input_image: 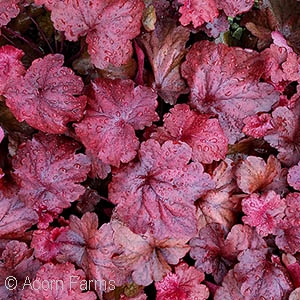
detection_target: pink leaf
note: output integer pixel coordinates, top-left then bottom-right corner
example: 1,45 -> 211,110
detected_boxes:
45,0 -> 144,69
0,186 -> 38,239
155,262 -> 209,300
217,0 -> 254,17
56,213 -> 128,294
178,0 -> 219,27
242,113 -> 273,138
21,262 -> 97,300
201,12 -> 230,38
275,193 -> 300,254
0,45 -> 25,95
12,133 -> 90,228
5,54 -> 86,134
234,250 -> 293,299
181,41 -> 278,144
287,160 -> 300,190
0,241 -> 41,300
0,0 -> 21,27
74,78 -> 158,167
241,191 -> 286,237
31,227 -> 68,262
235,155 -> 283,194
151,104 -> 228,164
111,220 -> 190,286
223,224 -> 267,260
109,140 -> 215,240
178,0 -> 254,28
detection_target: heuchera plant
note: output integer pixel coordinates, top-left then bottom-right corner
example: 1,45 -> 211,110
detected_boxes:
1,0 -> 300,299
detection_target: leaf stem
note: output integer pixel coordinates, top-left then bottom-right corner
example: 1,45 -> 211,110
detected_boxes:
2,26 -> 44,55
29,16 -> 54,53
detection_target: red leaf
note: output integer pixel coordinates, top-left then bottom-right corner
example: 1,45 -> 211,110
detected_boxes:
181,41 -> 278,144
217,0 -> 254,18
74,78 -> 158,167
111,220 -> 190,286
241,191 -> 286,237
21,262 -> 97,300
137,20 -> 189,104
242,113 -> 273,138
5,54 -> 86,134
31,227 -> 68,262
0,0 -> 21,27
44,0 -> 144,69
151,104 -> 228,164
275,193 -> 300,254
56,213 -> 128,294
234,249 -> 293,299
0,241 -> 41,300
235,155 -> 283,194
155,262 -> 209,300
12,133 -> 90,228
178,0 -> 254,28
109,140 -> 215,240
0,45 -> 25,95
178,0 -> 219,27
0,186 -> 38,239
288,160 -> 300,191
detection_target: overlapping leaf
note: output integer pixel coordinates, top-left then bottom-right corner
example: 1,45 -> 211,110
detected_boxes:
75,78 -> 158,167
151,104 -> 228,164
12,133 -> 90,228
5,54 -> 86,134
109,140 -> 215,240
181,41 -> 278,143
38,0 -> 144,69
